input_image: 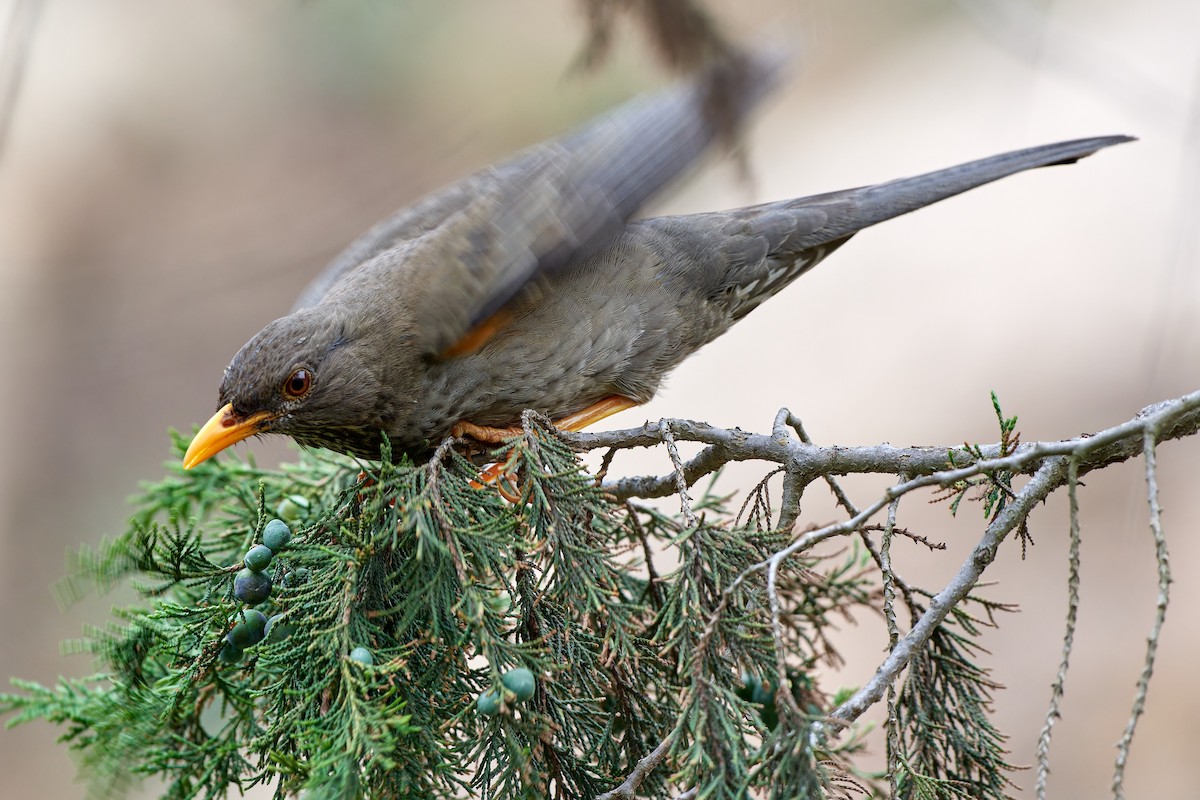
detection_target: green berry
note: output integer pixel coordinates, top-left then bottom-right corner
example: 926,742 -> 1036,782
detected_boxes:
218,641 -> 243,664
276,495 -> 309,523
280,567 -> 311,589
262,519 -> 292,551
227,608 -> 268,648
244,544 -> 273,572
501,667 -> 536,702
264,614 -> 294,643
476,689 -> 501,717
234,568 -> 272,604
349,646 -> 373,666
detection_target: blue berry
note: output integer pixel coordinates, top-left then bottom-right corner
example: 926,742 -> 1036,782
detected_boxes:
280,567 -> 310,589
276,495 -> 309,523
234,568 -> 271,605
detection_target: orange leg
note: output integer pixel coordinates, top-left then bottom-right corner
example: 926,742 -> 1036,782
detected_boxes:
459,395 -> 640,499
552,395 -> 640,432
452,395 -> 640,443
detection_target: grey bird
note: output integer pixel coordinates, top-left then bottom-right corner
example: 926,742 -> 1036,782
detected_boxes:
182,55 -> 1132,468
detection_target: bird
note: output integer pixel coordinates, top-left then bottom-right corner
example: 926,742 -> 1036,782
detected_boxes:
181,56 -> 1132,470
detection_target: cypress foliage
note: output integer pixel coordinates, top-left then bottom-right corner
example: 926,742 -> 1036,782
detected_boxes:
2,418 -> 1017,799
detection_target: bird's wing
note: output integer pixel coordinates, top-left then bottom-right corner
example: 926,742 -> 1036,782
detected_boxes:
292,181 -> 479,312
297,51 -> 783,356
641,134 -> 1134,320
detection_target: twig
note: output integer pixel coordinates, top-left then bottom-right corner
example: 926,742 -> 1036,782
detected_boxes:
767,555 -> 806,724
595,727 -> 678,800
1035,457 -> 1082,800
774,409 -> 810,530
1112,427 -> 1171,799
880,487 -> 904,795
825,456 -> 1070,730
425,438 -> 471,586
780,410 -> 927,608
627,501 -> 665,611
661,420 -> 698,528
860,523 -> 946,552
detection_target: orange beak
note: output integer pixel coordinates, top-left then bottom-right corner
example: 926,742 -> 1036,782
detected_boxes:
183,403 -> 277,469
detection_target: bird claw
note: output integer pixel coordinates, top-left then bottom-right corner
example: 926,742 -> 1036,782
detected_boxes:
451,420 -> 523,444
454,395 -> 640,501
469,457 -> 522,503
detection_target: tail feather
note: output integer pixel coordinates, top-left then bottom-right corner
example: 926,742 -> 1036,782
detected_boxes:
647,134 -> 1134,322
811,135 -> 1135,242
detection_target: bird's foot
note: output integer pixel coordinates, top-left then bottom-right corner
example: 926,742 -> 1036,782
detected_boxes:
469,459 -> 522,503
451,420 -> 522,443
456,395 -> 640,502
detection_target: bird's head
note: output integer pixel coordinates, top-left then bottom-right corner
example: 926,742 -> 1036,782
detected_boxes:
183,307 -> 393,468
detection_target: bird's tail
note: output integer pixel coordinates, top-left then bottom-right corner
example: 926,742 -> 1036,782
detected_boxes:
813,135 -> 1135,240
682,134 -> 1134,324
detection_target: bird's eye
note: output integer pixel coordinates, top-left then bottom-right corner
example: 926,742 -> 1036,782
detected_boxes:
283,368 -> 313,398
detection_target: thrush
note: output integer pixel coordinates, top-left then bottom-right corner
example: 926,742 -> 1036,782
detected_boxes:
182,57 -> 1131,469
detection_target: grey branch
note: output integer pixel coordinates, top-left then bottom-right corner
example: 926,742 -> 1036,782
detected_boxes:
594,728 -> 678,800
1035,459 -> 1082,800
820,392 -> 1195,732
558,391 -> 1200,501
1111,427 -> 1171,799
575,389 -> 1197,795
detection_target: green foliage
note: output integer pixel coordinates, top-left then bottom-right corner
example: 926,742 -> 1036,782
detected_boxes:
893,595 -> 1019,800
1,421 -> 1021,799
936,392 -> 1030,551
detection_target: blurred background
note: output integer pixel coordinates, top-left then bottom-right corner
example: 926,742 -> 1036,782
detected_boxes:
1,0 -> 1197,797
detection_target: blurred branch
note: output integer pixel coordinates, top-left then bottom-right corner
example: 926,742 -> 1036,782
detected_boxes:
957,0 -> 1184,123
957,0 -> 1200,395
574,0 -> 733,75
572,0 -> 761,158
0,0 -> 42,171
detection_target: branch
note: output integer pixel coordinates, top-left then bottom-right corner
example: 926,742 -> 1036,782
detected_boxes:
575,389 -> 1198,790
1111,426 -> 1171,799
560,390 -> 1200,502
823,392 -> 1196,731
1035,458 -> 1081,800
825,455 -> 1068,729
594,728 -> 678,800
